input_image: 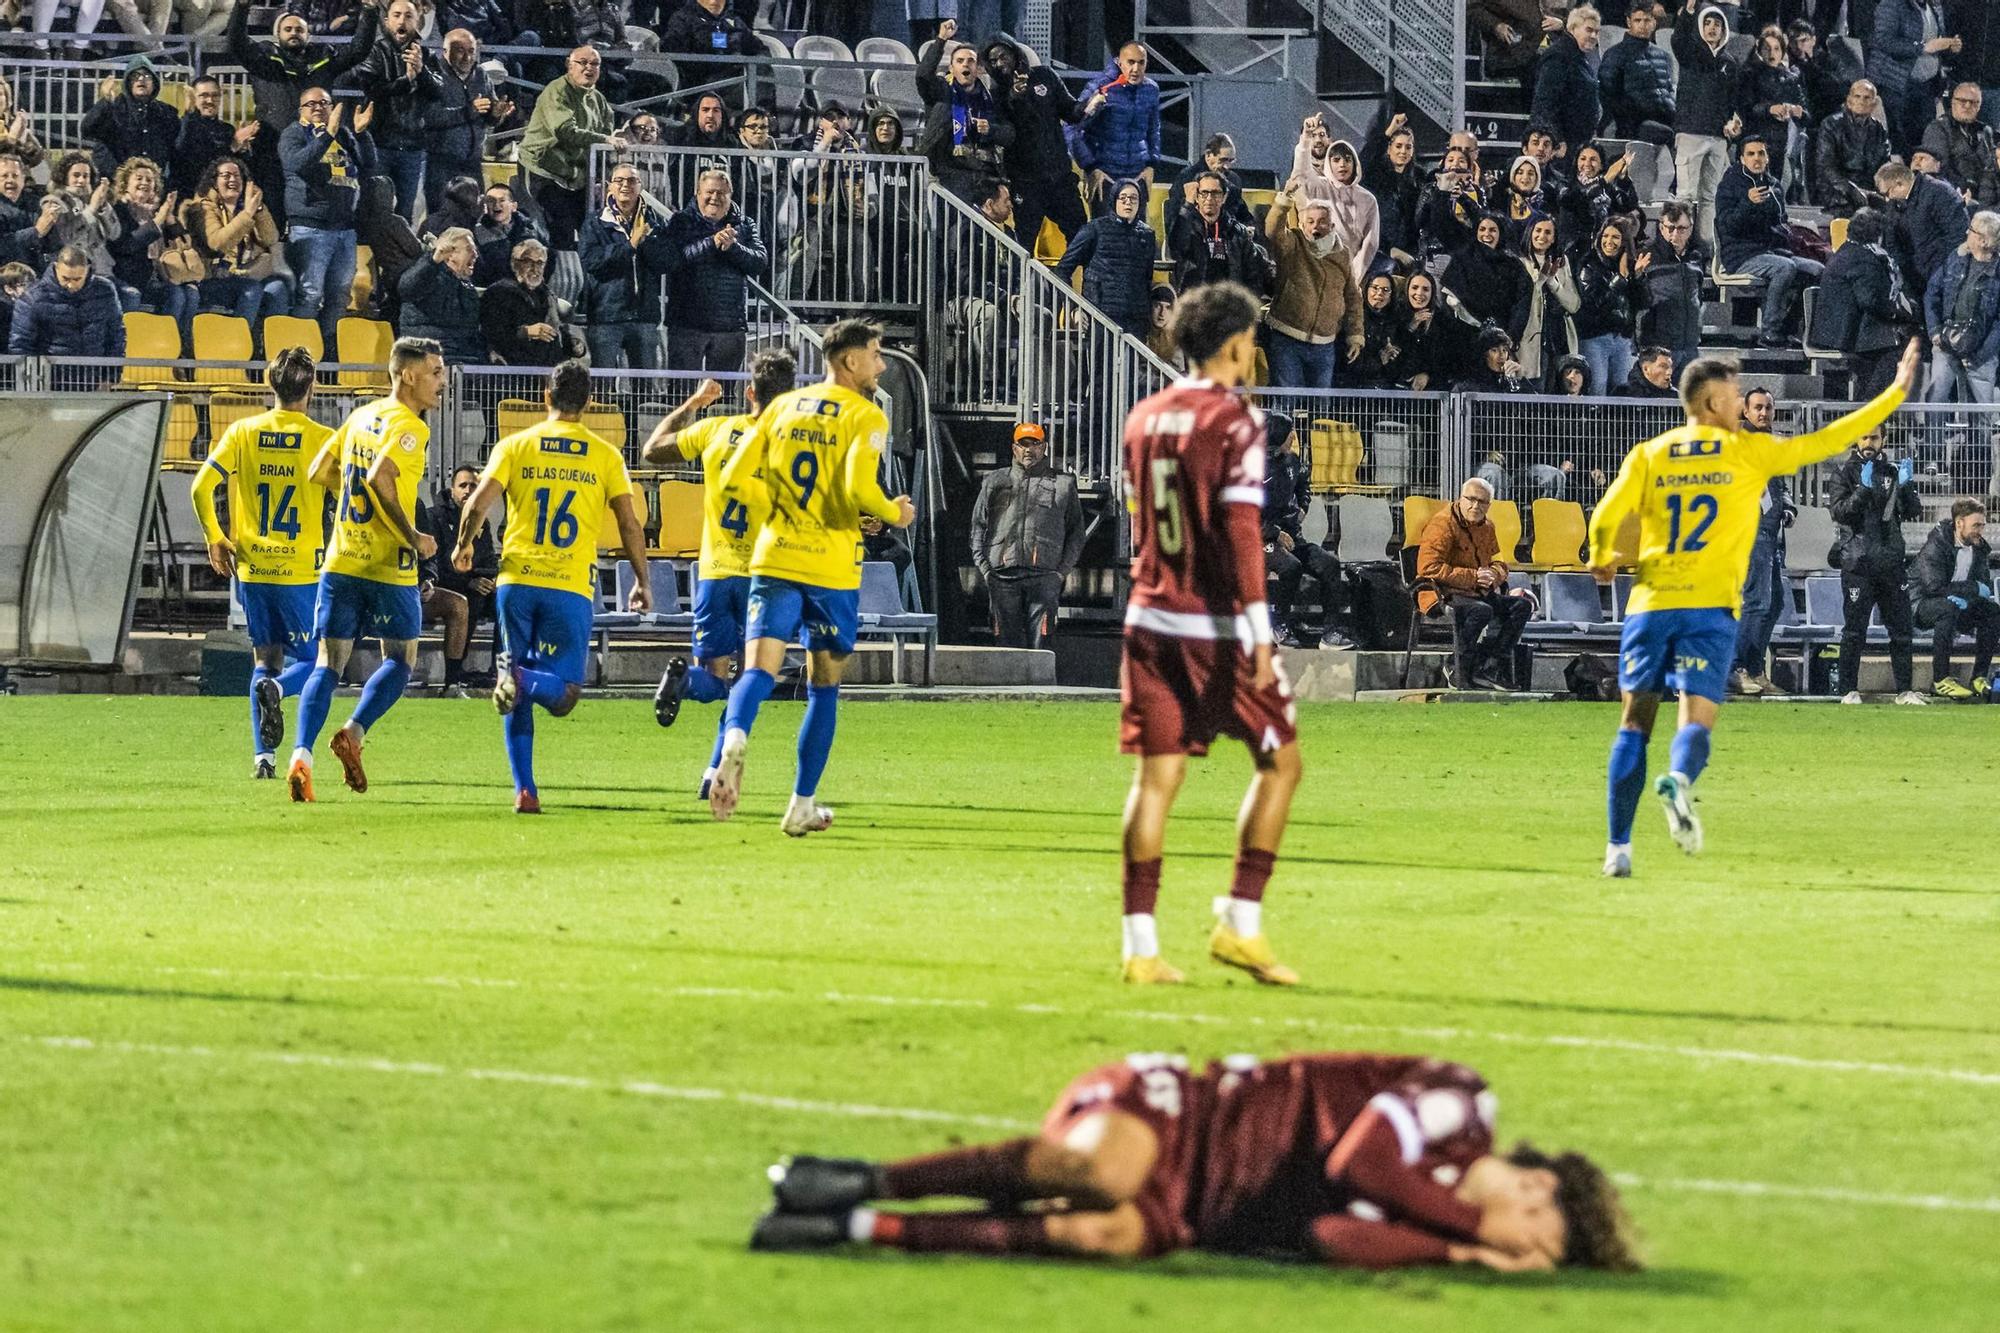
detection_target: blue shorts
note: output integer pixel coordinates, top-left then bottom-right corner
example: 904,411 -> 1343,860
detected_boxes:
746,575 -> 859,656
692,575 -> 750,662
315,571 -> 422,642
497,582 -> 595,686
1619,607 -> 1739,702
237,580 -> 318,658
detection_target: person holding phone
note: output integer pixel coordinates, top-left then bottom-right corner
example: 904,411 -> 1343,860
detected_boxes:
1714,134 -> 1822,346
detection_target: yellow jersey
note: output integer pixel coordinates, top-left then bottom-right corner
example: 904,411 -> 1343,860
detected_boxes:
483,416 -> 633,598
673,411 -> 758,580
192,407 -> 332,585
1588,384 -> 1906,615
317,396 -> 432,586
719,383 -> 900,591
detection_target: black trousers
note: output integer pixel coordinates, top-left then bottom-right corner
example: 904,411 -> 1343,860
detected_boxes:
1447,591 -> 1532,681
1915,594 -> 2000,681
989,569 -> 1064,650
667,329 -> 749,374
1837,564 -> 1914,693
1012,173 -> 1089,255
526,173 -> 586,252
1852,344 -> 1900,400
1268,540 -> 1343,634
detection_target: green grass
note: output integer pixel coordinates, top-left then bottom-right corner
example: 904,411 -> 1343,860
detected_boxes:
1,695 -> 1996,1332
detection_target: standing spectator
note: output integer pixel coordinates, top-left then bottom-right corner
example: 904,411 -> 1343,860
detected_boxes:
669,91 -> 734,157
1170,133 -> 1254,238
188,156 -> 292,338
1878,159 -> 1970,291
397,226 -> 485,362
0,263 -> 32,341
1052,177 -> 1156,337
729,106 -> 782,233
916,27 -> 1013,204
227,0 -> 382,228
661,169 -> 767,373
1729,389 -> 1795,696
426,30 -> 514,216
1919,82 -> 2000,203
519,48 -> 623,287
1819,206 -> 1919,397
1069,41 -> 1161,216
1572,218 -> 1643,394
1442,213 -> 1529,331
354,0 -> 443,222
1615,343 -> 1684,395
1735,25 -> 1811,187
107,157 -> 196,334
1317,138 -> 1380,276
1510,215 -> 1579,387
1416,477 -> 1531,689
579,160 -> 671,371
1360,110 -> 1423,272
43,153 -> 120,278
441,0 -> 521,46
1814,79 -> 1894,214
1166,170 -> 1272,296
356,173 -> 424,324
1262,186 -> 1362,388
660,0 -> 752,54
1470,0 -> 1560,91
82,61 -> 181,188
1531,5 -> 1604,168
968,422 -> 1085,652
1496,153 -> 1556,249
1416,144 -> 1488,260
1830,428 -> 1924,703
172,77 -> 258,196
1921,209 -> 2000,406
1350,273 -> 1402,387
1562,142 -> 1644,242
481,238 -> 582,365
1674,1 -> 1745,253
471,181 -> 542,285
1715,135 -> 1823,345
280,87 -> 371,351
1791,19 -> 1861,126
982,34 -> 1094,251
8,246 -> 125,358
0,152 -> 48,270
1868,0 -> 1959,155
1260,412 -> 1354,649
1453,325 -> 1532,392
1392,271 -> 1444,390
1600,3 -> 1678,202
1914,499 -> 2000,697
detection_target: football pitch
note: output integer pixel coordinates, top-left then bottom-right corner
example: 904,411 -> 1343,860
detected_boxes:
2,695 -> 1996,1331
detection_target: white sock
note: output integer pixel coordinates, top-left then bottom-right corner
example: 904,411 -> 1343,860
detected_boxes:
701,766 -> 717,782
1223,897 -> 1262,938
254,751 -> 274,763
1606,842 -> 1631,857
847,1207 -> 877,1243
290,747 -> 312,767
1121,913 -> 1158,959
346,720 -> 367,740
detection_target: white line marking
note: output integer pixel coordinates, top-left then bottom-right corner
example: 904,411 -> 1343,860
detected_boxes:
17,1032 -> 2000,1216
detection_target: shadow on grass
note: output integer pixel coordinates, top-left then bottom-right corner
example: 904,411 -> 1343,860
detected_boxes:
0,974 -> 311,1005
885,837 -> 1552,877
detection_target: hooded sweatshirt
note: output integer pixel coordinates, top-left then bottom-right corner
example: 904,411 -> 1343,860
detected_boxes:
81,60 -> 180,184
982,34 -> 1088,184
1290,137 -> 1380,275
1672,5 -> 1739,137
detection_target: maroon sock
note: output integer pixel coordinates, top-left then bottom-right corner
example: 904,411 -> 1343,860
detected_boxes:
879,1138 -> 1037,1203
1123,856 -> 1162,916
871,1210 -> 1055,1255
1231,847 -> 1276,903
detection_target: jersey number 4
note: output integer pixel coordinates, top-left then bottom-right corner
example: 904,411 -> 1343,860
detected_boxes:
531,487 -> 580,549
256,483 -> 301,540
1664,491 -> 1718,554
1149,457 -> 1185,556
719,498 -> 750,537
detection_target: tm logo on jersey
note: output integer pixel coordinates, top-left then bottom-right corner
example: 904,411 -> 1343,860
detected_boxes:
539,436 -> 588,456
1668,439 -> 1724,458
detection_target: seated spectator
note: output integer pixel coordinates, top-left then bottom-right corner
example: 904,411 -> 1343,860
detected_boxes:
1572,218 -> 1643,395
420,464 -> 499,693
1815,80 -> 1893,215
1829,427 -> 1922,703
968,421 -> 1085,652
1453,324 -> 1530,393
186,156 -> 291,336
107,157 -> 197,333
1171,133 -> 1253,238
1879,159 -> 1971,293
1416,144 -> 1488,260
1360,109 -> 1423,272
1416,477 -> 1531,689
625,112 -> 663,147
1915,499 -> 2000,698
1263,185 -> 1362,388
1599,3 -> 1677,201
1144,281 -> 1180,368
1715,135 -> 1822,345
916,31 -> 1012,204
472,181 -> 542,285
1639,202 -> 1708,368
44,152 -> 119,278
1922,208 -> 2000,405
1166,170 -> 1272,296
661,0 -> 752,55
1867,0 -> 1961,155
1391,271 -> 1443,390
1069,41 -> 1161,215
1820,206 -> 1919,397
1441,213 -> 1528,331
358,172 -> 425,324
1530,5 -> 1603,167
481,237 -> 583,365
172,77 -> 257,195
281,87 -> 370,350
397,226 -> 485,363
1791,18 -> 1861,126
8,245 -> 125,358
82,61 -> 180,187
1511,215 -> 1578,387
1614,343 -> 1683,396
1261,412 -> 1354,649
661,168 -> 767,373
1734,24 -> 1810,186
427,174 -> 487,238
1561,143 -> 1643,246
1516,122 -> 1570,197
1921,82 -> 2000,204
579,159 -> 671,370
1052,177 -> 1156,337
982,33 -> 1094,249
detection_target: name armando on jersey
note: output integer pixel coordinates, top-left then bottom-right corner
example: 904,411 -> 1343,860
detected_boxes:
1655,471 -> 1734,488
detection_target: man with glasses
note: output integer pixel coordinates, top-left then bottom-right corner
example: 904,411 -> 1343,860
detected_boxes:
228,0 -> 382,227
172,75 -> 259,195
1170,133 -> 1252,235
521,47 -> 626,274
1639,203 -> 1707,374
281,85 -> 372,350
472,181 -> 544,285
1166,170 -> 1271,297
662,169 -> 768,373
1416,478 -> 1531,691
579,162 -> 673,371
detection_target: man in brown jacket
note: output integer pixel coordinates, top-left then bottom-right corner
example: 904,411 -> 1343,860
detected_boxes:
1264,189 -> 1363,389
1416,477 -> 1533,689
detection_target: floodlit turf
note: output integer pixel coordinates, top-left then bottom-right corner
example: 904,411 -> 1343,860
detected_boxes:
1,694 -> 1997,1331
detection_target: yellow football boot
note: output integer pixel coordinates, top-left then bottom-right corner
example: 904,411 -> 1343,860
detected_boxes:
1209,922 -> 1300,986
1121,954 -> 1186,985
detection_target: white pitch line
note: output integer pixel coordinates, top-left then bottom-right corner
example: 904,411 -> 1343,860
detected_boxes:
17,1032 -> 2000,1217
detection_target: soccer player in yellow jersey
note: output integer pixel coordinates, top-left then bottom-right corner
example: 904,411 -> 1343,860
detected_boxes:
709,319 -> 916,833
1585,340 -> 1920,876
190,349 -> 332,780
639,349 -> 798,798
453,359 -> 652,814
289,336 -> 446,802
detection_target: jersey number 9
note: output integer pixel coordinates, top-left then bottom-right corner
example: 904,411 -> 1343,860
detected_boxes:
791,451 -> 820,507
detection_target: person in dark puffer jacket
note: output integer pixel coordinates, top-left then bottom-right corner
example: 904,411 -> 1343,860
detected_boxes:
81,60 -> 180,187
660,168 -> 768,373
1052,177 -> 1156,336
350,0 -> 444,222
397,227 -> 485,363
578,160 -> 673,370
1817,206 -> 1918,398
1913,499 -> 2000,697
9,246 -> 126,357
1570,218 -> 1645,395
1815,80 -> 1895,215
1068,43 -> 1162,215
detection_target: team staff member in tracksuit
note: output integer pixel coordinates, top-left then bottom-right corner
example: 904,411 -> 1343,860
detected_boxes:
969,422 -> 1087,651
1913,499 -> 2000,699
1829,427 -> 1924,702
1262,411 -> 1354,649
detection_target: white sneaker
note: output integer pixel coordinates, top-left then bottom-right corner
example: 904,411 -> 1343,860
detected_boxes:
780,794 -> 835,837
1602,844 -> 1632,878
709,729 -> 747,822
1654,771 -> 1703,855
1839,690 -> 1863,705
1894,690 -> 1929,706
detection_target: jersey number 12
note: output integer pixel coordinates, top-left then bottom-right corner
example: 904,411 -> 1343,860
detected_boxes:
1664,491 -> 1717,554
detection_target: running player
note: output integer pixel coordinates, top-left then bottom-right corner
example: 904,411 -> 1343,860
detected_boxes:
289,337 -> 445,801
638,349 -> 798,800
749,1050 -> 1638,1275
1117,282 -> 1302,987
1588,339 -> 1921,876
706,320 -> 916,834
452,359 -> 651,813
190,348 -> 332,779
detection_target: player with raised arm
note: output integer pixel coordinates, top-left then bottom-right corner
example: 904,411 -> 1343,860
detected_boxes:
289,337 -> 446,801
706,320 -> 916,834
749,1050 -> 1639,1276
453,359 -> 651,814
1117,281 -> 1302,987
638,349 -> 798,800
191,348 -> 332,779
1588,339 -> 1921,876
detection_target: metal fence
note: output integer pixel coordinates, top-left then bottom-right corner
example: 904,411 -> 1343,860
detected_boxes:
1253,386 -> 1453,505
447,363 -> 745,478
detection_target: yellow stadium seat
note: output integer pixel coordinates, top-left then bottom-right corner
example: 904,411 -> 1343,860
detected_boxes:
1241,187 -> 1276,217
495,396 -> 541,440
1488,499 -> 1523,564
582,401 -> 626,452
208,392 -> 264,440
217,79 -> 255,129
123,312 -> 180,383
1035,216 -> 1064,262
1608,510 -> 1641,569
655,479 -> 703,558
261,314 -> 323,361
1146,183 -> 1167,237
1829,216 -> 1849,251
336,316 -> 394,388
1527,498 -> 1588,569
482,161 -> 516,189
191,313 -> 253,384
156,80 -> 189,112
1402,495 -> 1445,548
1309,419 -> 1363,489
163,398 -> 200,462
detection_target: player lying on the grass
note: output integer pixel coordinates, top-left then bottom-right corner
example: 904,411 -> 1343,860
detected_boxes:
191,348 -> 332,780
1586,338 -> 1921,877
452,359 -> 651,814
750,1050 -> 1639,1274
638,349 -> 799,801
1117,281 -> 1303,986
290,337 -> 446,802
705,319 -> 916,835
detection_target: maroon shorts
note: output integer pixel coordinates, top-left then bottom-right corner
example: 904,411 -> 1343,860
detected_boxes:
1119,626 -> 1298,758
1040,1060 -> 1196,1257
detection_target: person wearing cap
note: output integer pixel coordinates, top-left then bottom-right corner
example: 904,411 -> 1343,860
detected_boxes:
969,422 -> 1087,652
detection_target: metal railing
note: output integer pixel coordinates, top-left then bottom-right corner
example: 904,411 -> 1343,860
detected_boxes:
1315,0 -> 1465,132
447,363 -> 743,477
1253,386 -> 1452,502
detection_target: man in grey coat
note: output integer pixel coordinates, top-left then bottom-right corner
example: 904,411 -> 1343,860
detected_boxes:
969,422 -> 1087,651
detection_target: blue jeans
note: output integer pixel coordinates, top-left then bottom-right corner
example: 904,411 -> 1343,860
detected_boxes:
1266,328 -> 1338,388
287,225 -> 358,347
1733,251 -> 1822,334
1734,527 -> 1778,674
376,146 -> 426,222
200,274 -> 293,336
586,319 -> 660,370
1577,333 -> 1634,397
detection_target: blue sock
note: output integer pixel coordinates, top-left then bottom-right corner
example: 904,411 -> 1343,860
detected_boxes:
276,656 -> 315,695
794,684 -> 839,797
349,656 -> 411,733
723,667 -> 777,737
1669,722 -> 1712,785
250,664 -> 275,754
684,664 -> 730,703
1607,727 -> 1649,844
708,712 -> 727,771
504,703 -> 536,794
517,664 -> 567,710
295,665 -> 338,753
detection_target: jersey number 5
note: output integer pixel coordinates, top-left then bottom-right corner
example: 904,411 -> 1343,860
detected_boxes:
1150,457 -> 1185,556
1664,491 -> 1718,554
